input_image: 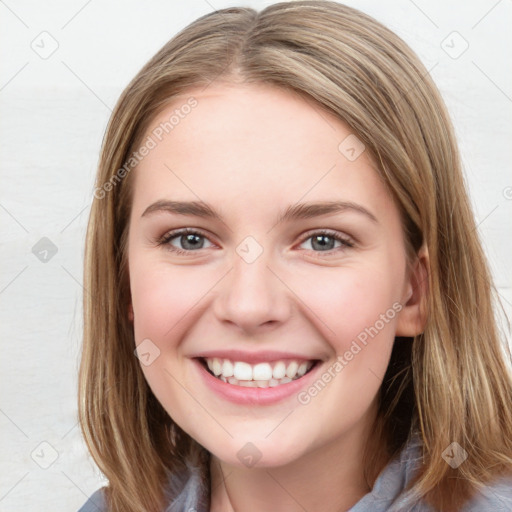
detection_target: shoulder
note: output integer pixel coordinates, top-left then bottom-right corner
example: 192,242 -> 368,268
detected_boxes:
461,474 -> 512,511
389,434 -> 512,510
77,487 -> 107,512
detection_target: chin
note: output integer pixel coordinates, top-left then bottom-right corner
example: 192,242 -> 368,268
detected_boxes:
203,434 -> 306,470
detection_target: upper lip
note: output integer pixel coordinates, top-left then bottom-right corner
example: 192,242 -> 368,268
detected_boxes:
192,349 -> 320,364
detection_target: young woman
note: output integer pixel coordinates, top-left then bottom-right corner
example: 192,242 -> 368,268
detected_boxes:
78,2 -> 512,511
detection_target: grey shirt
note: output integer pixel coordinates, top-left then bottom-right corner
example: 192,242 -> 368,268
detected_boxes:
78,434 -> 512,511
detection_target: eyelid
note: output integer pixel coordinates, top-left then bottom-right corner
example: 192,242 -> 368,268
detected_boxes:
158,226 -> 209,241
296,228 -> 354,246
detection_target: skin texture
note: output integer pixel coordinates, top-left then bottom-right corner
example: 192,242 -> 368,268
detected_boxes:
127,83 -> 427,512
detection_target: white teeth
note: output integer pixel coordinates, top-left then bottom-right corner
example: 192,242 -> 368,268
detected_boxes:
286,361 -> 299,379
297,362 -> 308,377
239,380 -> 257,387
204,357 -> 316,387
233,361 -> 253,381
253,362 -> 273,380
222,359 -> 234,378
272,361 -> 286,379
212,358 -> 222,376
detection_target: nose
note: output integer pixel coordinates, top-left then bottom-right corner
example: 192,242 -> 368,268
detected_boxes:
212,247 -> 292,335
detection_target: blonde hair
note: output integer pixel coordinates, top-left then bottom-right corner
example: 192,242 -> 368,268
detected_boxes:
79,2 -> 512,510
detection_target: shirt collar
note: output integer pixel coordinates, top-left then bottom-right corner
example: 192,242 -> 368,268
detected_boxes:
163,432 -> 425,512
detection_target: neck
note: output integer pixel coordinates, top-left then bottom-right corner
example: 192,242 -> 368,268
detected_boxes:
209,408 -> 385,512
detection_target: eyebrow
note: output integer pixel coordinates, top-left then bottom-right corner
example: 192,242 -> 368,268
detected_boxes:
141,199 -> 378,224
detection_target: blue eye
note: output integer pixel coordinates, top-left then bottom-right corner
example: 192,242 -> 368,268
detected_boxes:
158,228 -> 213,255
158,228 -> 354,256
298,230 -> 354,253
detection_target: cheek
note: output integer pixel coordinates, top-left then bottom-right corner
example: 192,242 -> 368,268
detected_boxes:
293,257 -> 403,409
129,260 -> 213,342
300,263 -> 401,347
128,262 -> 207,422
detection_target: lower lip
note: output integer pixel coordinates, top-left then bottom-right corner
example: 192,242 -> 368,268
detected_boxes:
192,358 -> 322,406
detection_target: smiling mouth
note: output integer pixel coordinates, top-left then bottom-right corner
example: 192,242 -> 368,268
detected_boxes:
198,357 -> 319,388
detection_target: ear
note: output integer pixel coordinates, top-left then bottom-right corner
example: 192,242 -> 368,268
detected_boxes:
395,244 -> 429,336
128,302 -> 134,323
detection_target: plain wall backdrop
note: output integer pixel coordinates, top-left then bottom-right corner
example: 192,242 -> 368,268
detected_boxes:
1,0 -> 511,510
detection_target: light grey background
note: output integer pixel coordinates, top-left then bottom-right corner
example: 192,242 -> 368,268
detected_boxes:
1,1 -> 511,510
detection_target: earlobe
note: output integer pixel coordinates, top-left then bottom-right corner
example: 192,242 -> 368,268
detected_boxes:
395,245 -> 429,337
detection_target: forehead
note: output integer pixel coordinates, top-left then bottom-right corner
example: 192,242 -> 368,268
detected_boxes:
130,82 -> 394,225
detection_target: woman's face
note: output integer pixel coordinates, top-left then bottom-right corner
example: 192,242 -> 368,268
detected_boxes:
127,82 -> 417,469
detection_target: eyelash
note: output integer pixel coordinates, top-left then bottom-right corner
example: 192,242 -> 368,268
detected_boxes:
157,228 -> 355,257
